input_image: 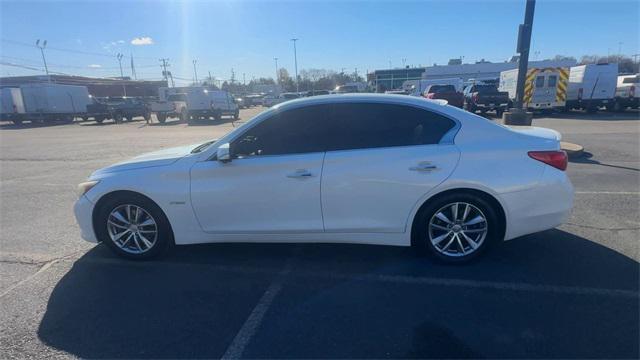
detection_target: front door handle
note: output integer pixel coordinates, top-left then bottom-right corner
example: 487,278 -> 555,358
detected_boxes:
287,169 -> 313,178
410,162 -> 438,172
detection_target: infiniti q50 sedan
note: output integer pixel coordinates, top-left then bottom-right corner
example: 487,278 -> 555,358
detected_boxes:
74,94 -> 573,263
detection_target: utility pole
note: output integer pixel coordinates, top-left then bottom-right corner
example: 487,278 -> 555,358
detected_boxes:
117,53 -> 126,96
130,53 -> 137,80
354,68 -> 358,80
159,58 -> 173,87
504,0 -> 536,125
291,38 -> 299,93
35,39 -> 50,82
208,71 -> 213,86
274,57 -> 279,84
402,58 -> 406,67
192,59 -> 198,84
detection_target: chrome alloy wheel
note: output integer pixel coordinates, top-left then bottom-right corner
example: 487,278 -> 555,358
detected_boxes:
428,202 -> 488,257
107,204 -> 158,254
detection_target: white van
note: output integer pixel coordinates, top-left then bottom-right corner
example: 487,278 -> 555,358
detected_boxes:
207,90 -> 239,120
499,67 -> 569,111
566,63 -> 618,112
612,74 -> 639,111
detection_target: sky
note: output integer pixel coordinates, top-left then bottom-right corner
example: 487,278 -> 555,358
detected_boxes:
0,0 -> 638,85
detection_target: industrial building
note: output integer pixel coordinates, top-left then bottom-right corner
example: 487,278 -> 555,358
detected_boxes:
0,75 -> 167,98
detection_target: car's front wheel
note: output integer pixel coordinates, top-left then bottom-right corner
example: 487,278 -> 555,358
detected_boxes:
416,193 -> 500,263
95,193 -> 173,259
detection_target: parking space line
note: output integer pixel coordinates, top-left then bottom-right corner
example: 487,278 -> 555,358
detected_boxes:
575,191 -> 640,195
221,252 -> 298,360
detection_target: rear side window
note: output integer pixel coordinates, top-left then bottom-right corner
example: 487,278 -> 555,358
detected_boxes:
429,85 -> 456,93
547,75 -> 557,87
326,103 -> 455,151
535,76 -> 545,88
232,105 -> 329,157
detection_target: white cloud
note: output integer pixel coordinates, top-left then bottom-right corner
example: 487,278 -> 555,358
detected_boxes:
88,64 -> 102,68
131,36 -> 154,46
117,40 -> 125,44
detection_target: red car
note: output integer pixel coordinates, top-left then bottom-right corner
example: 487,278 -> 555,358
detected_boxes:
423,84 -> 464,108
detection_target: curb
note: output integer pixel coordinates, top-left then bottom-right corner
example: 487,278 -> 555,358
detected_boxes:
561,141 -> 584,159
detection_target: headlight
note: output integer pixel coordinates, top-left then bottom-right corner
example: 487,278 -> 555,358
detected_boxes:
77,180 -> 100,198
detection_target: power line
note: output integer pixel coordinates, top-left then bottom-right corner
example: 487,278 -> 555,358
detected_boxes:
1,38 -> 157,60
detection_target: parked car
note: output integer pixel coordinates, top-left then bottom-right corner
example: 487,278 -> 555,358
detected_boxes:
84,97 -> 111,123
263,92 -> 300,107
463,84 -> 510,116
423,85 -> 464,108
149,93 -> 187,124
611,74 -> 639,111
74,94 -> 573,263
307,90 -> 331,97
208,90 -> 239,120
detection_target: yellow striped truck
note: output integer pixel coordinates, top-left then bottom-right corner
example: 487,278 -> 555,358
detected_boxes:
499,67 -> 569,111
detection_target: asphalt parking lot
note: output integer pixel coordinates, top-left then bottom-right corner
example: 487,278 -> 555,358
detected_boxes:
0,108 -> 638,358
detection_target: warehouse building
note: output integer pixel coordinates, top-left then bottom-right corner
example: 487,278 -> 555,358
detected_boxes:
0,75 -> 167,97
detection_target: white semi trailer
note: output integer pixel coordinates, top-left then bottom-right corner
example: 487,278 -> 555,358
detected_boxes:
1,84 -> 91,124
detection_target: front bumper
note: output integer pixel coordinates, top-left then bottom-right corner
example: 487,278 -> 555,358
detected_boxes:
73,195 -> 98,243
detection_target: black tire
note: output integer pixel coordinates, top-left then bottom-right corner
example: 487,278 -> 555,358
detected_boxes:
82,116 -> 89,122
414,193 -> 501,264
157,113 -> 166,124
114,113 -> 123,124
96,117 -> 105,124
12,118 -> 23,125
214,110 -> 221,121
613,101 -> 623,112
495,108 -> 504,118
95,193 -> 173,260
234,109 -> 239,120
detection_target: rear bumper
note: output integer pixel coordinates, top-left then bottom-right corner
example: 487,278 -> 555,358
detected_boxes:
475,103 -> 509,110
502,166 -> 574,240
73,195 -> 98,243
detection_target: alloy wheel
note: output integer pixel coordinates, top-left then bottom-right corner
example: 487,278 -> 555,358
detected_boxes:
107,204 -> 158,254
428,202 -> 488,257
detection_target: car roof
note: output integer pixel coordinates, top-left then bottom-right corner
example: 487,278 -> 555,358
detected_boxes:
273,93 -> 448,111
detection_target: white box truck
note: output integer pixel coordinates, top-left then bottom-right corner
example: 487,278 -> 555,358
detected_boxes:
499,67 -> 569,111
152,87 -> 237,124
566,63 -> 618,112
18,83 -> 91,124
0,88 -> 26,125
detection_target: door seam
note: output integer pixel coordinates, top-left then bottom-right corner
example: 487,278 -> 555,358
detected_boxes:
319,151 -> 327,232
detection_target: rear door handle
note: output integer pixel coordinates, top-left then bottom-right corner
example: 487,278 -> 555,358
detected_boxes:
287,169 -> 313,178
410,162 -> 438,172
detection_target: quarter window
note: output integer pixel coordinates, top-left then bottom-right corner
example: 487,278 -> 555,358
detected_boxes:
326,103 -> 456,151
232,105 -> 329,157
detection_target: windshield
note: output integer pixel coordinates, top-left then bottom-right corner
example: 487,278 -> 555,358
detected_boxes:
429,85 -> 455,93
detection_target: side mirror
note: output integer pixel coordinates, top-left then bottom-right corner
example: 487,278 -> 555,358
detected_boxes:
217,143 -> 231,163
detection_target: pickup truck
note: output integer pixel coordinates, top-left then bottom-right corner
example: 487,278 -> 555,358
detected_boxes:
85,96 -> 151,124
149,93 -> 188,124
610,74 -> 639,111
422,85 -> 464,108
463,84 -> 510,116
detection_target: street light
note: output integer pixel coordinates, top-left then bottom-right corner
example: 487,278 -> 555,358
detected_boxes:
35,39 -> 50,81
116,53 -> 126,96
291,38 -> 299,93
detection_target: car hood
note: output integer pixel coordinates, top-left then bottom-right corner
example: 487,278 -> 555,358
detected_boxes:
91,143 -> 198,176
505,125 -> 562,141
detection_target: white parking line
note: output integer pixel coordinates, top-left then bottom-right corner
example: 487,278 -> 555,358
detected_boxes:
221,258 -> 295,360
575,191 -> 640,195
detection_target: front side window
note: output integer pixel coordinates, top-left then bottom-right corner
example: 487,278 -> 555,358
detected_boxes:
535,76 -> 545,88
232,105 -> 329,157
326,103 -> 456,152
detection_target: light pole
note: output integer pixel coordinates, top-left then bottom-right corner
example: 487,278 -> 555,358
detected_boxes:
291,38 -> 299,93
35,39 -> 50,82
192,59 -> 198,84
274,57 -> 279,84
116,53 -> 126,96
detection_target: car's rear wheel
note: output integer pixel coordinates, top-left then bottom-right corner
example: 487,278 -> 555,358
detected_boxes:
416,193 -> 499,263
95,193 -> 173,260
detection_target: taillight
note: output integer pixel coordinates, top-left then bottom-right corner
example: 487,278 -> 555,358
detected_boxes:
426,93 -> 435,99
528,151 -> 568,171
630,85 -> 635,98
472,93 -> 479,102
577,88 -> 583,100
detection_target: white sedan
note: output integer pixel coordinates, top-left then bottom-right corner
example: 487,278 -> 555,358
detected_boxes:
74,94 -> 573,263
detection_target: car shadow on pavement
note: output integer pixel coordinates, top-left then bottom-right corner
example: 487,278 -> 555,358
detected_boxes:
570,151 -> 640,172
37,229 -> 639,359
545,109 -> 640,121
